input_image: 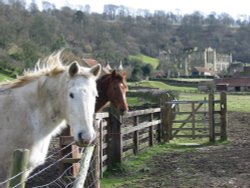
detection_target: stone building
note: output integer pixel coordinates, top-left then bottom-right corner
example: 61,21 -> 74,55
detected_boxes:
159,47 -> 232,77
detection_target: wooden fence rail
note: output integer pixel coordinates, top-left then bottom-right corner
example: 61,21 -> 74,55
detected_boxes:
163,92 -> 227,142
57,92 -> 227,187
7,93 -> 227,188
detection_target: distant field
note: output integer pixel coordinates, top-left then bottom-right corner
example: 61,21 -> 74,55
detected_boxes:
128,80 -> 250,113
168,78 -> 213,82
129,80 -> 197,92
129,54 -> 159,69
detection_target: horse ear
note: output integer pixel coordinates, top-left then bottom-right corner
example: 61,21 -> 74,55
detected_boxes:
121,71 -> 126,78
111,70 -> 117,78
68,61 -> 79,77
90,64 -> 101,79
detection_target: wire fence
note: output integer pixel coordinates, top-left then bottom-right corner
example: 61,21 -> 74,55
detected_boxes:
0,139 -> 97,188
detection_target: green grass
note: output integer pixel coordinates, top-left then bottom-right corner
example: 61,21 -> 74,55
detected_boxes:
180,93 -> 250,113
0,72 -> 12,82
101,142 -> 201,188
127,97 -> 146,106
129,54 -> 159,69
129,80 -> 197,92
103,80 -> 249,187
168,78 -> 213,82
128,80 -> 250,113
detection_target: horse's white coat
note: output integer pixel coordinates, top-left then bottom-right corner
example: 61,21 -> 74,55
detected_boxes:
0,52 -> 101,187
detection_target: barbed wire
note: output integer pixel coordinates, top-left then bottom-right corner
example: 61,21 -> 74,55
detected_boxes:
0,140 -> 75,187
32,165 -> 74,188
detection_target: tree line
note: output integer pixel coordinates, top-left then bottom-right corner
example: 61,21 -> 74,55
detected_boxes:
1,0 -> 250,80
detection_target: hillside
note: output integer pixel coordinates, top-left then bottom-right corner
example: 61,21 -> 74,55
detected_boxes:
1,1 -> 250,80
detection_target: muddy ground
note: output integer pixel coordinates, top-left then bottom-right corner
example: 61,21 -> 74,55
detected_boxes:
118,112 -> 250,188
26,112 -> 250,188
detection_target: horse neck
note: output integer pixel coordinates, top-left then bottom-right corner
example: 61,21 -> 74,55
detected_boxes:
36,75 -> 67,129
95,75 -> 110,112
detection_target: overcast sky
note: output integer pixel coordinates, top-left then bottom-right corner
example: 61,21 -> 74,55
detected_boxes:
27,0 -> 250,19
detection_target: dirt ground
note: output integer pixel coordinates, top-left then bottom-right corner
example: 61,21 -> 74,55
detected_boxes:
118,112 -> 250,188
26,112 -> 250,188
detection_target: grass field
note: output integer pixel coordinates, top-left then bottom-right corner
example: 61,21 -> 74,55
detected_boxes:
0,72 -> 12,82
129,54 -> 159,69
129,80 -> 197,92
102,80 -> 248,187
128,80 -> 250,113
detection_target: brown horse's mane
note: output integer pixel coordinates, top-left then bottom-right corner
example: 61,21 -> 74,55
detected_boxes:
95,70 -> 127,112
97,71 -> 127,92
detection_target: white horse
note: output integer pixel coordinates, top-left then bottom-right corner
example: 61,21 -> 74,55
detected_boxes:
0,52 -> 101,187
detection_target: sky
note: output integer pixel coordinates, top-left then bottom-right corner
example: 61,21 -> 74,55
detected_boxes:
28,0 -> 250,19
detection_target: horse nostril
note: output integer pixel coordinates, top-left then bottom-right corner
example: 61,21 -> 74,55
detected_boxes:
78,132 -> 83,140
120,108 -> 126,114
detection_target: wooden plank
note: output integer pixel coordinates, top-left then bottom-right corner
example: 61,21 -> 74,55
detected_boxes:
99,120 -> 104,179
121,120 -> 161,134
73,146 -> 95,188
123,138 -> 133,146
172,102 -> 203,136
192,102 -> 195,139
165,100 -> 209,104
220,92 -> 227,140
102,155 -> 108,162
59,126 -> 80,177
122,149 -> 134,158
162,102 -> 172,142
60,136 -> 74,145
209,93 -> 215,142
173,119 -> 207,124
107,113 -> 123,168
174,111 -> 208,115
133,116 -> 139,155
173,120 -> 193,123
149,113 -> 154,146
95,112 -> 109,119
102,143 -> 108,149
172,128 -> 208,131
9,149 -> 30,188
174,134 -> 209,138
102,166 -> 108,173
123,108 -> 161,118
139,132 -> 149,140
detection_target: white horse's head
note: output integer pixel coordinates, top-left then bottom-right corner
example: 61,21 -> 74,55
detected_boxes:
66,62 -> 101,146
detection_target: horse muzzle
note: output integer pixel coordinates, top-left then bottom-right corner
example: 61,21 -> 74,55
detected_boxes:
75,132 -> 96,147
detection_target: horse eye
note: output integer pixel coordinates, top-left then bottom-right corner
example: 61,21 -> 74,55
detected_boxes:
69,93 -> 74,99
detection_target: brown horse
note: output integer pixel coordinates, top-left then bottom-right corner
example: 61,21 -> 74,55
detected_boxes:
95,70 -> 128,114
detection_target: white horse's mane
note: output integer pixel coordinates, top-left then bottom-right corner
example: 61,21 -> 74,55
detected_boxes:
1,51 -> 68,89
0,51 -> 66,89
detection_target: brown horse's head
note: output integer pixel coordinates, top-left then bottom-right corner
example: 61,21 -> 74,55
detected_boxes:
107,70 -> 128,114
96,70 -> 128,114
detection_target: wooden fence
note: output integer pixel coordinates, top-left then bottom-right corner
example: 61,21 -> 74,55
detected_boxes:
162,92 -> 227,142
5,93 -> 227,187
57,92 -> 227,187
58,92 -> 227,187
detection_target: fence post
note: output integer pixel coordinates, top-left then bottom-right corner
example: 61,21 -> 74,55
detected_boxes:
8,149 -> 30,188
107,113 -> 123,168
220,92 -> 227,140
149,113 -> 154,147
84,118 -> 101,188
162,102 -> 173,143
133,116 -> 139,155
208,92 -> 215,142
73,146 -> 95,188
